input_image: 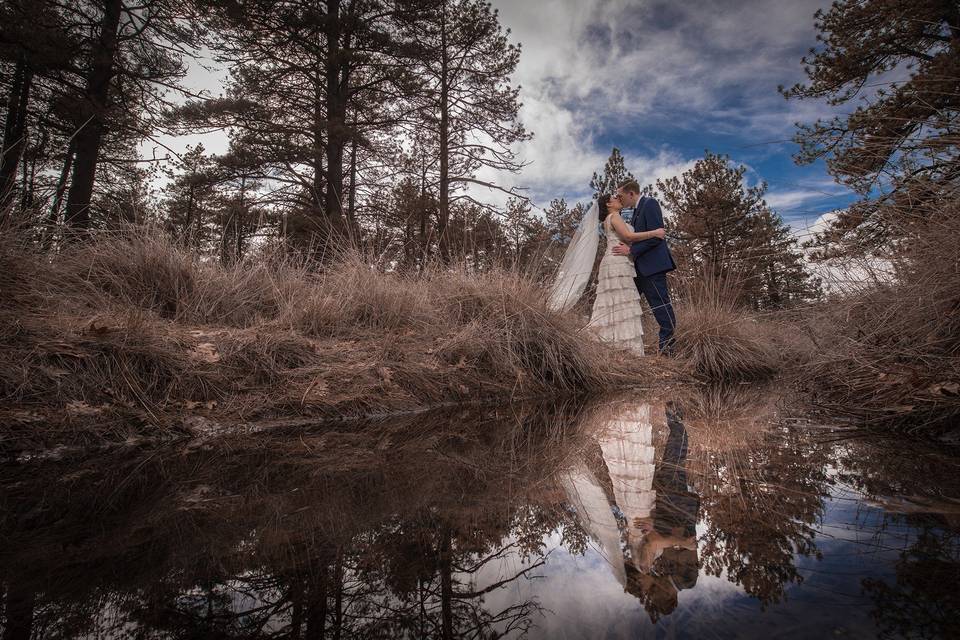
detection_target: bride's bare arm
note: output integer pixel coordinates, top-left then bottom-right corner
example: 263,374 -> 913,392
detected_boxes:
609,213 -> 666,243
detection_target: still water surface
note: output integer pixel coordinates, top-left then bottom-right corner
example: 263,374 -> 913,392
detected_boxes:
2,389 -> 959,639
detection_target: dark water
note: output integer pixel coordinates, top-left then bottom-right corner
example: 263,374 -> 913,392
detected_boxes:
2,389 -> 959,639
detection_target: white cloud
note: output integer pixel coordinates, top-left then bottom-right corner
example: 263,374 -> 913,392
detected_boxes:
765,189 -> 833,211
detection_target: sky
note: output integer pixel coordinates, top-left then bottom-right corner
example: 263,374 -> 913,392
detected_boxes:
152,0 -> 858,239
481,0 -> 859,239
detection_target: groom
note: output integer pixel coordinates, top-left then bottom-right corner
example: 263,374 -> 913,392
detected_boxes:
611,180 -> 677,354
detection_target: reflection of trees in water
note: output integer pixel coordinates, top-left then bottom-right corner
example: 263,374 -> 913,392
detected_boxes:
681,385 -> 832,607
833,435 -> 960,522
833,437 -> 960,640
7,390 -> 956,637
560,390 -> 835,618
862,526 -> 960,640
0,401 -> 595,639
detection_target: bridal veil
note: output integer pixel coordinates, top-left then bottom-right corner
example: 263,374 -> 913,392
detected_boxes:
547,200 -> 599,312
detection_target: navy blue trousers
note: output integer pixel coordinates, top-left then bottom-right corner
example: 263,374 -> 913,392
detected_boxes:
634,272 -> 676,354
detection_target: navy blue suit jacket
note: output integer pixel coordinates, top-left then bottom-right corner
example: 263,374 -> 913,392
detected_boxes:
629,196 -> 676,277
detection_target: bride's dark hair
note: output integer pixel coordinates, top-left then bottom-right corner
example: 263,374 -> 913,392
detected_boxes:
597,194 -> 612,222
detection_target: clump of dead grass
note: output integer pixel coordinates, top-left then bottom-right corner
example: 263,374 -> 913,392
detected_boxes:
673,274 -> 781,381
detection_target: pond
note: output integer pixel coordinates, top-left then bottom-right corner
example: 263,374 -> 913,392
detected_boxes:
2,388 -> 959,639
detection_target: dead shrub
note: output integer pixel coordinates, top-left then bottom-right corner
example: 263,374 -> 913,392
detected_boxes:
673,274 -> 779,381
217,329 -> 319,386
188,257 -> 313,326
277,289 -> 345,336
328,259 -> 432,331
433,269 -> 631,392
57,227 -> 199,318
6,311 -> 216,409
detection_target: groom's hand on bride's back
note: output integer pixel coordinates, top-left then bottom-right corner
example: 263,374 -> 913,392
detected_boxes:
612,243 -> 631,256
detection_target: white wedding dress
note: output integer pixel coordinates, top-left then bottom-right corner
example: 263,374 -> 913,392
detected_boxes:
587,218 -> 645,355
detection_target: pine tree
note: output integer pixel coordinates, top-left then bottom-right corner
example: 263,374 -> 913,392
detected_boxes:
542,197 -> 587,268
212,138 -> 268,264
163,144 -> 218,249
381,176 -> 439,270
543,198 -> 572,243
0,0 -> 75,214
385,135 -> 446,268
404,0 -> 529,261
447,201 -> 506,271
58,0 -> 204,230
590,147 -> 636,197
93,138 -> 159,228
781,0 -> 960,248
194,0 -> 421,248
657,152 -> 818,309
502,196 -> 534,264
747,207 -> 821,309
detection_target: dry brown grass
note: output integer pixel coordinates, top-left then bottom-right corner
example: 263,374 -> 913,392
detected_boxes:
799,206 -> 960,432
0,224 -> 639,439
672,273 -> 782,381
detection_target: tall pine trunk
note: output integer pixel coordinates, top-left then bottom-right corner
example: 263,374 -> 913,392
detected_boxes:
22,124 -> 48,211
64,0 -> 123,230
236,174 -> 247,262
324,0 -> 347,238
0,53 -> 33,212
313,70 -> 325,217
437,1 -> 451,262
439,528 -> 454,640
48,141 -> 75,222
1,582 -> 35,640
304,567 -> 327,640
347,137 -> 357,236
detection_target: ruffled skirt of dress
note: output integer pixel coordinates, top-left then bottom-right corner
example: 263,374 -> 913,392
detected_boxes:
588,252 -> 645,355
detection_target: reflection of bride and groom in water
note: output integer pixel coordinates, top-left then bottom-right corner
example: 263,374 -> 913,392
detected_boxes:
5,390 -> 960,639
563,401 -> 699,621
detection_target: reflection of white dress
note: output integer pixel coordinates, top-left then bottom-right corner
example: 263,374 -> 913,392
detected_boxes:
588,219 -> 645,355
562,403 -> 656,586
561,466 -> 627,586
600,405 -> 655,521
598,404 -> 656,561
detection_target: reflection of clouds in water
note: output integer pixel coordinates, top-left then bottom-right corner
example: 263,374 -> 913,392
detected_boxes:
477,530 -> 747,640
478,531 -> 655,639
6,390 -> 958,639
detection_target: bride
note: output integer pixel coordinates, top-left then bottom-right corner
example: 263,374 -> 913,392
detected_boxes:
549,194 -> 665,355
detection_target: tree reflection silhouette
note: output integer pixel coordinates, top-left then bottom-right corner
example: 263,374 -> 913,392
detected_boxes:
683,386 -> 831,608
862,525 -> 960,640
4,390 -> 960,638
835,436 -> 960,640
0,401 -> 594,639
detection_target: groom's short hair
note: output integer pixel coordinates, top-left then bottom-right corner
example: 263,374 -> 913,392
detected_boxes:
618,179 -> 640,194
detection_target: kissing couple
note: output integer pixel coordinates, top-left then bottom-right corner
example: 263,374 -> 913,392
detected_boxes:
549,179 -> 677,356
